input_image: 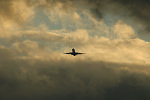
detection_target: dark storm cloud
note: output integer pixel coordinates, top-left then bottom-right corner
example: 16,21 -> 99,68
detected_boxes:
77,0 -> 150,36
0,47 -> 150,100
110,0 -> 150,32
79,0 -> 150,32
91,8 -> 103,20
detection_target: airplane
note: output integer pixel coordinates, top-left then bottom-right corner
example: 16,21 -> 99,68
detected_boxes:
64,48 -> 85,56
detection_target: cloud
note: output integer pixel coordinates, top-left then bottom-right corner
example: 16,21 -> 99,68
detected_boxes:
0,0 -> 35,41
0,0 -> 34,25
0,46 -> 150,100
31,0 -> 150,35
0,20 -> 148,64
0,1 -> 150,99
1,0 -> 150,35
113,21 -> 135,39
3,29 -> 149,64
81,0 -> 150,35
1,0 -> 149,40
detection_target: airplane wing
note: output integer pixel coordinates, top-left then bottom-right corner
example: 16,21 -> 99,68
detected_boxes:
76,53 -> 86,55
63,52 -> 72,54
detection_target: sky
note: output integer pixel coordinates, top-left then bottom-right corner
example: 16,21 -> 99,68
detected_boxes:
0,0 -> 150,100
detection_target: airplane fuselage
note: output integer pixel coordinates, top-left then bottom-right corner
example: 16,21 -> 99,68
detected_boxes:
64,48 -> 85,56
71,48 -> 77,56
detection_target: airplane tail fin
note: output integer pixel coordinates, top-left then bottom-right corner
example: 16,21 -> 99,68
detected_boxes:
72,48 -> 75,52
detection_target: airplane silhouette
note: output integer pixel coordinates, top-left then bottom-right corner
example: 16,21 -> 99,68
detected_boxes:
64,48 -> 85,56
